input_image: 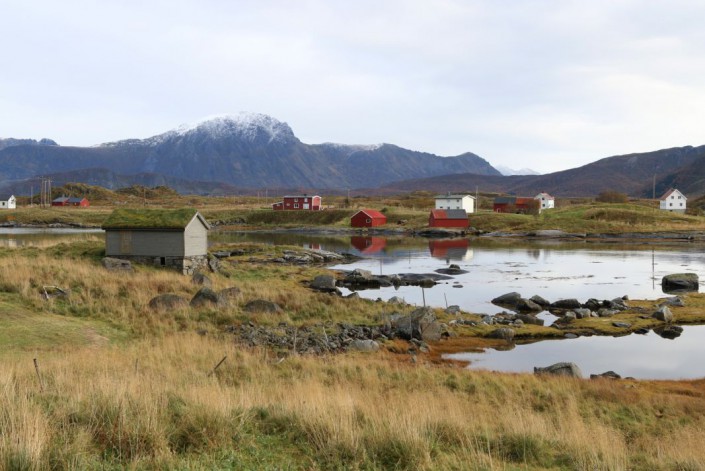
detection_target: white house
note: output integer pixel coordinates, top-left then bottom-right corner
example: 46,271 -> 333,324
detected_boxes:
660,189 -> 687,213
0,195 -> 16,209
435,193 -> 475,213
534,192 -> 555,210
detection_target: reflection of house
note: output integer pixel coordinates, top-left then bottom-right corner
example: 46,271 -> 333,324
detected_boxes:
102,208 -> 210,275
493,196 -> 537,213
350,236 -> 386,254
428,239 -> 473,261
659,189 -> 687,213
428,209 -> 469,228
52,196 -> 90,207
0,194 -> 16,209
272,195 -> 321,210
351,209 -> 387,227
435,193 -> 475,213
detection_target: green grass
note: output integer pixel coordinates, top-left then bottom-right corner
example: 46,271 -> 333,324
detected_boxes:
0,293 -> 128,350
102,207 -> 201,229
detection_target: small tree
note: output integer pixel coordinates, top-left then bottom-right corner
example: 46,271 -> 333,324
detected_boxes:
596,191 -> 628,203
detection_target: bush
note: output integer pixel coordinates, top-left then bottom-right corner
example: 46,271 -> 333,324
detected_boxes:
596,191 -> 628,203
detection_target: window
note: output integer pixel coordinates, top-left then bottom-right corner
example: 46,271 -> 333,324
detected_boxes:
366,218 -> 371,223
680,203 -> 683,206
678,196 -> 682,199
294,198 -> 299,202
670,203 -> 673,206
160,257 -> 166,266
294,203 -> 299,208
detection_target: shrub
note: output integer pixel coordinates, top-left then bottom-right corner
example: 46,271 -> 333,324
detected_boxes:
596,191 -> 628,203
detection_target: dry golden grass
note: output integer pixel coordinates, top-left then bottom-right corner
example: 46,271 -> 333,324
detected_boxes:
2,333 -> 705,469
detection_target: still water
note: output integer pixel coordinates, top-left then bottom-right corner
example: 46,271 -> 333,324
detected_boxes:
219,231 -> 705,379
0,227 -> 104,247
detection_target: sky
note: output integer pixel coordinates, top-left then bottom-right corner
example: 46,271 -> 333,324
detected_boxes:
2,0 -> 705,174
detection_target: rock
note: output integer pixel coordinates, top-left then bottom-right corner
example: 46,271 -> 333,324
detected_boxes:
550,298 -> 582,310
418,278 -> 436,288
350,269 -> 373,281
435,264 -> 469,275
207,255 -> 221,273
534,362 -> 582,378
653,325 -> 683,339
560,312 -> 577,323
101,257 -> 132,272
445,305 -> 461,315
662,273 -> 699,293
574,308 -> 592,319
529,295 -> 550,307
148,293 -> 188,311
583,298 -> 601,311
488,327 -> 515,342
515,298 -> 543,313
515,313 -> 544,326
211,251 -> 232,258
634,328 -> 649,335
348,339 -> 380,352
590,371 -> 621,380
513,319 -> 524,327
244,299 -> 282,314
190,287 -> 226,308
388,296 -> 406,305
218,287 -> 241,302
492,292 -> 522,307
612,322 -> 631,328
660,296 -> 685,307
191,272 -> 212,288
311,275 -> 337,292
597,308 -> 618,318
564,333 -> 578,339
652,306 -> 673,323
412,307 -> 443,342
345,292 -> 359,299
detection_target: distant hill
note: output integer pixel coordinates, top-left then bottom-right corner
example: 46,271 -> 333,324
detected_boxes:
0,113 -> 499,194
494,165 -> 540,176
379,145 -> 705,197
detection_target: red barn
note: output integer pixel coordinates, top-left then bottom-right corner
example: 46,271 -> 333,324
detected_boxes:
52,197 -> 90,207
493,196 -> 535,214
428,209 -> 469,228
350,209 -> 387,228
428,239 -> 470,260
272,195 -> 321,210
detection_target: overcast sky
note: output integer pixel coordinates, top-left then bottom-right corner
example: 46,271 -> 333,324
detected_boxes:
2,1 -> 705,173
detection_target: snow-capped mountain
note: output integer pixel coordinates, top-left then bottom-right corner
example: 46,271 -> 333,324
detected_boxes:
0,113 -> 500,191
495,165 -> 541,176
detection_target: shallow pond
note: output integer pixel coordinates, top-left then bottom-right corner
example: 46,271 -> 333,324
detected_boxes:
220,231 -> 705,379
0,227 -> 104,247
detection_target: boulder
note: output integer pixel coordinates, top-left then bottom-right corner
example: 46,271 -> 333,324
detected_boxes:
389,308 -> 444,342
534,362 -> 582,378
348,339 -> 380,352
573,308 -> 592,319
102,257 -> 132,272
652,306 -> 673,323
349,269 -> 373,281
388,296 -> 406,305
311,275 -> 338,292
148,293 -> 188,311
612,322 -> 631,328
515,313 -> 544,326
590,371 -> 621,380
244,299 -> 282,314
190,287 -> 226,308
515,298 -> 543,313
597,308 -> 618,318
488,327 -> 515,342
662,273 -> 699,293
191,272 -> 212,288
491,292 -> 522,307
550,298 -> 582,310
445,305 -> 461,315
660,296 -> 685,307
583,298 -> 601,311
529,295 -> 551,307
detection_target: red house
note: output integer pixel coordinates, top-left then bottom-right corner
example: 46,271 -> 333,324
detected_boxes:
52,197 -> 90,207
428,209 -> 469,228
493,196 -> 535,213
272,195 -> 321,211
350,209 -> 387,228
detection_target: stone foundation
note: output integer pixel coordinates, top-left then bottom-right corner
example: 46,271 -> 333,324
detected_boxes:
110,255 -> 208,275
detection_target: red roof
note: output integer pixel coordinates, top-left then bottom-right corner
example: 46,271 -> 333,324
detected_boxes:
356,209 -> 386,219
430,209 -> 467,219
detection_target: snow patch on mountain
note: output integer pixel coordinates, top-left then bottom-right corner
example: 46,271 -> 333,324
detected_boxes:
319,142 -> 384,155
495,165 -> 541,176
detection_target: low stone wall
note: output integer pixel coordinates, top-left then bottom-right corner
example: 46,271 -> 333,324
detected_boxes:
110,255 -> 208,275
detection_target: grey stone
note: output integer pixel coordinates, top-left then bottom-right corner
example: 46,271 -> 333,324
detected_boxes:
652,306 -> 673,323
513,319 -> 524,327
590,371 -> 621,380
244,299 -> 282,314
574,308 -> 592,319
564,333 -> 579,339
488,327 -> 515,341
190,287 -> 226,308
550,298 -> 582,310
445,305 -> 461,315
660,296 -> 685,307
662,273 -> 699,293
515,314 -> 544,326
191,272 -> 212,288
653,325 -> 683,339
349,339 -> 380,352
529,295 -> 551,307
612,322 -> 631,328
311,275 -> 337,292
534,362 -> 582,378
388,296 -> 406,305
515,298 -> 543,312
148,293 -> 188,311
597,308 -> 618,318
492,292 -> 522,306
102,257 -> 132,272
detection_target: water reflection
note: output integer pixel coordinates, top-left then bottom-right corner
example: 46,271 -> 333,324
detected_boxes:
428,239 -> 473,262
0,228 -> 103,247
445,326 -> 705,380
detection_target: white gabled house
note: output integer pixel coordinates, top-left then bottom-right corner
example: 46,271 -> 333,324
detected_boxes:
660,189 -> 687,213
435,193 -> 475,213
534,192 -> 555,210
0,194 -> 16,209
